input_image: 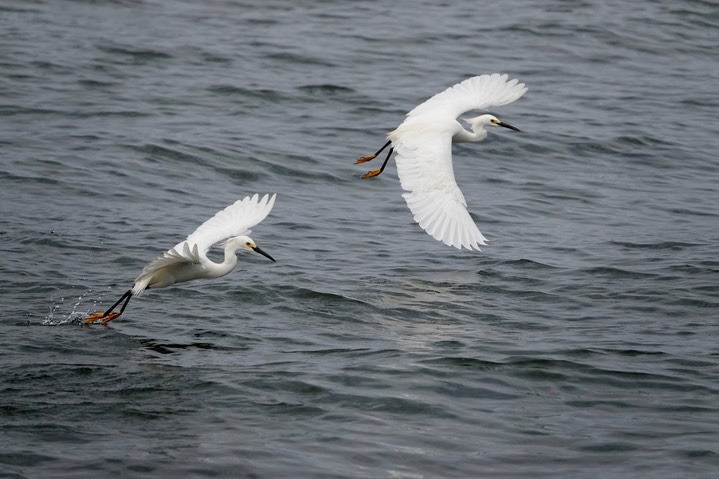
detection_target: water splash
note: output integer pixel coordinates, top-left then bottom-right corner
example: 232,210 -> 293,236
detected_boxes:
43,288 -> 106,326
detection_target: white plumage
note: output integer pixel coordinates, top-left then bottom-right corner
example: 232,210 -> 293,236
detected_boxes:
84,193 -> 276,324
405,73 -> 527,119
357,74 -> 527,251
132,193 -> 276,295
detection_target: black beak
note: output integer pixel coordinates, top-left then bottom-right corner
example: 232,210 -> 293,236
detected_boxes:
497,121 -> 520,132
252,245 -> 276,262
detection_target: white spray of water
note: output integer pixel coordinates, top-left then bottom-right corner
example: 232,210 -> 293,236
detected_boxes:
43,288 -> 108,326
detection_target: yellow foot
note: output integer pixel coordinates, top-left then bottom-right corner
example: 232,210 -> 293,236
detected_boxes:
83,311 -> 107,324
361,169 -> 382,179
355,154 -> 377,164
101,312 -> 122,324
83,311 -> 122,324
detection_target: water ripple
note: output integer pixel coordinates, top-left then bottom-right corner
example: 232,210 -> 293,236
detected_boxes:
1,0 -> 718,478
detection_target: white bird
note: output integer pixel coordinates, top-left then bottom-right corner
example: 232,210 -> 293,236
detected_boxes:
355,73 -> 527,250
83,193 -> 277,324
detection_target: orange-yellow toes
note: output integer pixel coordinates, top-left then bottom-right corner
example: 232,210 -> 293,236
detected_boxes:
361,169 -> 382,179
83,311 -> 122,324
83,311 -> 106,324
355,155 -> 376,164
101,312 -> 122,324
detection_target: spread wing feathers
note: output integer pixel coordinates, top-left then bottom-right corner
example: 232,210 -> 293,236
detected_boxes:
131,193 -> 276,296
132,242 -> 200,296
407,73 -> 527,120
184,193 -> 276,254
392,130 -> 487,250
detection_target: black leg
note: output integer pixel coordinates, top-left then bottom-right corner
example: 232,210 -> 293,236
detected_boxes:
372,140 -> 392,158
118,291 -> 133,314
355,140 -> 392,164
360,146 -> 394,178
377,147 -> 394,174
84,289 -> 134,324
102,289 -> 132,316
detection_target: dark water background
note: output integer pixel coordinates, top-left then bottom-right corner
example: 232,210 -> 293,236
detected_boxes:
1,1 -> 718,477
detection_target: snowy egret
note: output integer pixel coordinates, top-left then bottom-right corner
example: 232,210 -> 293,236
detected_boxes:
83,193 -> 277,324
355,73 -> 527,250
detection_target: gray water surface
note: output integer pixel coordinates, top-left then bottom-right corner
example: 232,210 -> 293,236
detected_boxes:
1,1 -> 718,478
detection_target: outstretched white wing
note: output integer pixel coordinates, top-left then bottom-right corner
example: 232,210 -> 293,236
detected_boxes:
393,129 -> 487,250
390,74 -> 526,250
184,193 -> 276,254
406,73 -> 527,120
132,193 -> 276,293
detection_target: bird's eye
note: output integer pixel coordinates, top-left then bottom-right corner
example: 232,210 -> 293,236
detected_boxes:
246,242 -> 252,247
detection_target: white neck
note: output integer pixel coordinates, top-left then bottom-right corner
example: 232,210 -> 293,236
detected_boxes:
203,242 -> 240,278
454,125 -> 487,143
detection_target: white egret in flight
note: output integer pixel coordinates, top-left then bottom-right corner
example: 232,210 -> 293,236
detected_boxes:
355,73 -> 527,250
83,193 -> 277,324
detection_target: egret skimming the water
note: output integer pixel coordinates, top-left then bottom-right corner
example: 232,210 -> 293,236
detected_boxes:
83,193 -> 277,324
355,74 -> 527,250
